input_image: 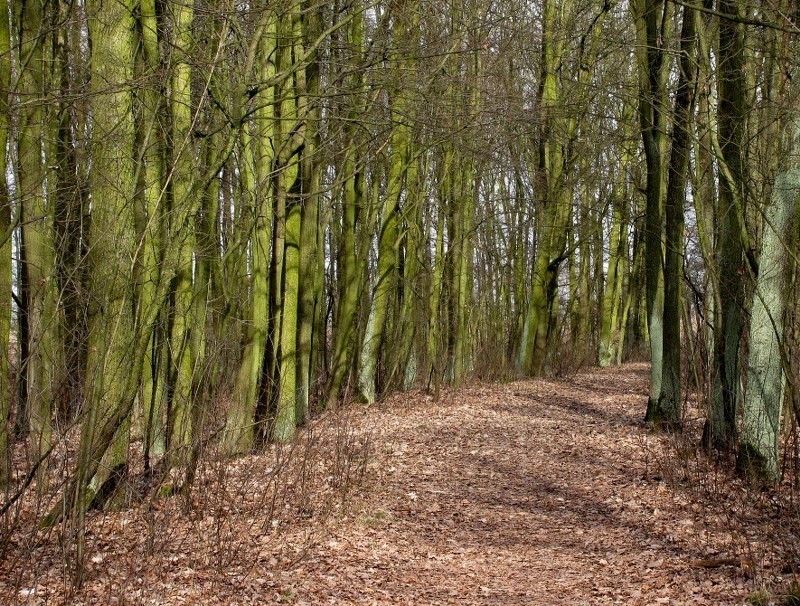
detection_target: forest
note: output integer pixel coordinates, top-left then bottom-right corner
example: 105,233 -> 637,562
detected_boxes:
0,0 -> 799,602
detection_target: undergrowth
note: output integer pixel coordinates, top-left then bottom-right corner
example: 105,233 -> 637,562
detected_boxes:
0,403 -> 371,604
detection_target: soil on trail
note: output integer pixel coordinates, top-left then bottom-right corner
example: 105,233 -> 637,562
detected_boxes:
288,363 -> 755,605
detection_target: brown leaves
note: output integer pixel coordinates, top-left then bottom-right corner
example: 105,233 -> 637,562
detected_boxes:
2,363 -> 794,604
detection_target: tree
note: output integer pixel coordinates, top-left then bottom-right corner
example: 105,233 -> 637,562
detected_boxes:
356,0 -> 411,404
599,106 -> 636,369
325,0 -> 367,406
737,36 -> 799,480
71,0 -> 139,575
166,0 -> 199,465
632,0 -> 668,420
518,0 -> 609,376
221,7 -> 277,455
0,0 -> 11,484
702,0 -> 750,451
18,0 -> 60,492
738,146 -> 799,481
136,0 -> 168,463
652,0 -> 698,427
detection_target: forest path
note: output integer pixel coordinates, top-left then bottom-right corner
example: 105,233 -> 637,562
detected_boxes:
289,363 -> 751,605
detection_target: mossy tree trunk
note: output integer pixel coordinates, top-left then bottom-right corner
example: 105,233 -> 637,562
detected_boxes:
519,0 -> 607,376
296,0 -> 323,423
737,70 -> 799,481
599,132 -> 634,369
220,13 -> 276,455
272,6 -> 305,442
166,0 -> 198,466
0,0 -> 11,484
356,2 -> 412,404
71,0 -> 138,575
135,0 -> 167,464
325,11 -> 365,405
18,0 -> 62,494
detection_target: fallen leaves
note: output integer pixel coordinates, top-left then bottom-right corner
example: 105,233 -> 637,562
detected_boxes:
2,363 -> 799,604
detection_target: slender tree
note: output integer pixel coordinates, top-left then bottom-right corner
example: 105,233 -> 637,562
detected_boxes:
18,0 -> 60,492
221,9 -> 277,455
166,0 -> 198,465
702,0 -> 750,451
0,0 -> 12,484
632,0 -> 668,417
652,0 -> 698,427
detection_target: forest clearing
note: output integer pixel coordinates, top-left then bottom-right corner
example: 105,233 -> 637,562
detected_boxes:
2,363 -> 797,605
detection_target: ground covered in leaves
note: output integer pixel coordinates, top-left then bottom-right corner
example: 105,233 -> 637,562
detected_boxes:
3,363 -> 800,604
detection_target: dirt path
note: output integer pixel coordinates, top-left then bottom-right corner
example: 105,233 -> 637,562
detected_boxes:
286,364 -> 753,605
4,363 -> 780,605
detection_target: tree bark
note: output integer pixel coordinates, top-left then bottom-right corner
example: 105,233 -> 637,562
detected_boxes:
654,1 -> 697,427
702,0 -> 749,451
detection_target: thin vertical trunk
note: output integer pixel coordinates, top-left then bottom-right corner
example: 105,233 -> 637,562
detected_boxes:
450,161 -> 476,385
275,196 -> 300,442
272,6 -> 304,441
692,4 -> 717,408
18,0 -> 58,493
599,192 -> 624,368
326,150 -> 361,405
396,158 -> 423,390
633,0 -> 667,416
357,135 -> 404,403
653,1 -> 697,427
702,0 -> 749,451
0,0 -> 11,484
296,0 -> 322,423
136,0 -> 167,463
52,0 -> 86,422
427,180 -> 446,394
571,186 -> 592,362
599,105 -> 636,368
166,0 -> 197,466
220,14 -> 276,455
325,3 -> 365,405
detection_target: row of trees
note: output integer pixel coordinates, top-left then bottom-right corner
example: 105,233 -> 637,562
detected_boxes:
633,0 -> 800,483
0,0 -> 798,567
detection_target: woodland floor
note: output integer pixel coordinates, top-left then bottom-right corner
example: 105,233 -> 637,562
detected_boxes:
3,363 -> 800,605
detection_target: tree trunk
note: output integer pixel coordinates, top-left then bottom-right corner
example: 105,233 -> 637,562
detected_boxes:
18,0 -> 58,493
135,0 -> 167,463
737,128 -> 799,482
166,0 -> 197,466
654,1 -> 697,427
0,0 -> 11,484
220,15 -> 276,455
325,3 -> 365,407
72,0 -> 138,576
702,0 -> 749,451
633,0 -> 667,419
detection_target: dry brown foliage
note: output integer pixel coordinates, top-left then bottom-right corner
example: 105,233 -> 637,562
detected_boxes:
3,363 -> 800,604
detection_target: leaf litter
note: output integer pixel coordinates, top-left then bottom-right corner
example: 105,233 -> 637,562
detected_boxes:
2,362 -> 799,604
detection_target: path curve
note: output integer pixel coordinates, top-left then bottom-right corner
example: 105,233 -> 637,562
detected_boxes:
290,363 -> 750,605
